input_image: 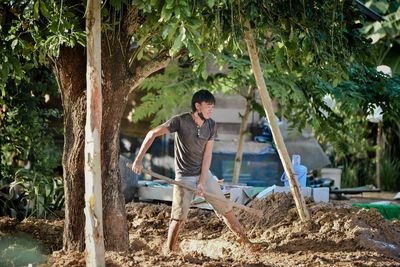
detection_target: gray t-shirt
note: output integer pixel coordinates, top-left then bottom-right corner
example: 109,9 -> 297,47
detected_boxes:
163,112 -> 217,177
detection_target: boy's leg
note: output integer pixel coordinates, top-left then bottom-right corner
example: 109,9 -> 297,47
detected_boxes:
167,176 -> 196,251
203,172 -> 250,243
167,219 -> 184,251
222,210 -> 250,243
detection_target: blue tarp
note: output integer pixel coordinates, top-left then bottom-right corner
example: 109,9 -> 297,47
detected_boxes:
210,151 -> 283,187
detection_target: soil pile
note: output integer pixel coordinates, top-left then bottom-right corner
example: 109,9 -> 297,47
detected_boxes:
238,193 -> 400,257
1,192 -> 399,266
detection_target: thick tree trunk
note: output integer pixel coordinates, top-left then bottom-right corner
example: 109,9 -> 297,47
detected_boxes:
101,94 -> 129,251
54,8 -> 171,252
100,34 -> 131,251
55,41 -> 130,252
55,46 -> 87,252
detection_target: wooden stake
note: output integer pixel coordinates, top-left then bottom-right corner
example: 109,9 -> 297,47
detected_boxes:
243,21 -> 310,221
84,0 -> 105,266
232,86 -> 255,184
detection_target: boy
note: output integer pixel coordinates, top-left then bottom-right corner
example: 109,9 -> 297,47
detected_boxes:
132,89 -> 249,251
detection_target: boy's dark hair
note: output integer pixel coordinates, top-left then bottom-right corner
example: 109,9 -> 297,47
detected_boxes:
191,89 -> 215,112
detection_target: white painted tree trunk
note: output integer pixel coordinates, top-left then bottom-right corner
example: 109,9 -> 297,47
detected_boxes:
243,22 -> 310,221
232,86 -> 255,185
84,0 -> 105,266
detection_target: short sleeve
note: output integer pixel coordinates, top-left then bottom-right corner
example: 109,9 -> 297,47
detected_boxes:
162,115 -> 180,133
209,121 -> 217,140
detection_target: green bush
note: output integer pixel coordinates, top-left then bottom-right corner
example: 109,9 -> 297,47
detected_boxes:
380,157 -> 400,192
0,68 -> 63,219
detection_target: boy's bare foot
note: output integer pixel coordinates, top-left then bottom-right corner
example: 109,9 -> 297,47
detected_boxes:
162,242 -> 181,255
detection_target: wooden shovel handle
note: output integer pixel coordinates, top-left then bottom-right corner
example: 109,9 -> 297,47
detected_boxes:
127,164 -> 262,218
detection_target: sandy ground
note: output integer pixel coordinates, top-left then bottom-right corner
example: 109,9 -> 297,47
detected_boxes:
1,192 -> 400,266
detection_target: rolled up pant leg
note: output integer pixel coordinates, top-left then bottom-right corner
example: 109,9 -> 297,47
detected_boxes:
170,176 -> 196,221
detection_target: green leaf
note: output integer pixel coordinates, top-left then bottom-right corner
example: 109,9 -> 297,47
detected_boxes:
165,0 -> 174,9
169,39 -> 182,56
160,7 -> 173,22
162,24 -> 173,40
169,32 -> 184,56
33,0 -> 40,19
137,48 -> 144,60
332,78 -> 339,87
179,25 -> 186,41
39,0 -> 50,18
11,39 -> 18,50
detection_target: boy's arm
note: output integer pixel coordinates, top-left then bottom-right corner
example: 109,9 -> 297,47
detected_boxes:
132,125 -> 169,174
197,139 -> 214,196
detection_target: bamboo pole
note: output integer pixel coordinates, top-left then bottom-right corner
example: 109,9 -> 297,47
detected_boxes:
84,0 -> 105,266
375,121 -> 382,189
243,21 -> 310,221
232,86 -> 255,184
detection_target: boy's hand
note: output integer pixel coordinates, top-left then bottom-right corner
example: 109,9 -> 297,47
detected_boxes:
132,160 -> 142,174
196,181 -> 205,197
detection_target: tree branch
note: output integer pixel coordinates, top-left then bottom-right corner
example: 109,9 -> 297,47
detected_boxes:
128,50 -> 186,94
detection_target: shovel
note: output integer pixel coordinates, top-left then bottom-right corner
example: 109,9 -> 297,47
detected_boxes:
127,164 -> 263,218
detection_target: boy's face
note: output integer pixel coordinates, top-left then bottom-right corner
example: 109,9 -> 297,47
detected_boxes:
195,101 -> 214,119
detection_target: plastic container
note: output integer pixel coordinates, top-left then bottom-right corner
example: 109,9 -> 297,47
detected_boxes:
320,168 -> 342,189
281,164 -> 308,188
281,154 -> 308,188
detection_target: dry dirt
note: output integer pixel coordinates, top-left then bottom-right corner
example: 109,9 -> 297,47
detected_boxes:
1,193 -> 400,266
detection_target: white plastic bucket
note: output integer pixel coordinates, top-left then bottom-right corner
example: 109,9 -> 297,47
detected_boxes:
281,164 -> 307,188
320,168 -> 342,189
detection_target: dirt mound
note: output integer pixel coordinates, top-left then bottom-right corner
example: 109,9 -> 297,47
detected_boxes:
125,202 -> 224,241
49,249 -> 239,267
3,192 -> 400,266
122,194 -> 400,265
237,193 -> 400,257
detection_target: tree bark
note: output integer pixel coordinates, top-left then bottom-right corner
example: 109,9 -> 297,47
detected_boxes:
55,43 -> 131,252
243,21 -> 310,221
100,31 -> 131,251
56,46 -> 131,251
55,46 -> 87,252
232,86 -> 255,184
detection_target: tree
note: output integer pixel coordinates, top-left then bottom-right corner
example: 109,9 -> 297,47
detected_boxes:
133,0 -> 382,230
1,0 -> 223,252
361,0 -> 400,72
358,0 -> 400,188
327,65 -> 400,189
1,0 -> 379,252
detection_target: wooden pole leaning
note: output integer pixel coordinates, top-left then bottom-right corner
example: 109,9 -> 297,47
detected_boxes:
243,21 -> 310,221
